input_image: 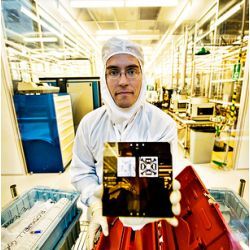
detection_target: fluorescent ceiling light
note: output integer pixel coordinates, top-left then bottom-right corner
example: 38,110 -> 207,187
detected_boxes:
20,6 -> 62,37
125,0 -> 178,7
96,34 -> 161,41
71,0 -> 178,8
58,4 -> 98,53
96,29 -> 128,35
23,37 -> 58,42
21,5 -> 91,57
71,0 -> 124,8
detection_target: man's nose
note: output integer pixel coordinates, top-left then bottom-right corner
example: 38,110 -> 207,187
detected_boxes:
118,72 -> 128,86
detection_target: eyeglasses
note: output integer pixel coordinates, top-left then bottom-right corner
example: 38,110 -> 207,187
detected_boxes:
106,67 -> 141,80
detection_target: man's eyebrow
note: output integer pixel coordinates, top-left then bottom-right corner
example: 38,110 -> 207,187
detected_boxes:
126,64 -> 140,69
106,65 -> 119,70
106,64 -> 140,69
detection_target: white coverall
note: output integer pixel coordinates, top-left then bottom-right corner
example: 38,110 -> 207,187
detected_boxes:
71,102 -> 177,206
70,37 -> 179,236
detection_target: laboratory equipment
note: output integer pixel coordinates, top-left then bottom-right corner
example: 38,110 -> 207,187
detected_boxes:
172,99 -> 189,113
187,97 -> 215,120
1,187 -> 81,250
13,93 -> 74,173
190,126 -> 216,164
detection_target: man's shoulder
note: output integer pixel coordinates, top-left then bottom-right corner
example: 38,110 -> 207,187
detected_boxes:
144,102 -> 175,123
79,105 -> 107,127
85,105 -> 106,118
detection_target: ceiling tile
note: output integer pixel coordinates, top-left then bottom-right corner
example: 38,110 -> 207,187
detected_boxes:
89,8 -> 115,21
136,20 -> 157,30
81,21 -> 101,33
76,9 -> 92,21
98,22 -> 117,30
157,6 -> 178,21
113,8 -> 138,21
139,7 -> 160,20
155,21 -> 170,33
118,21 -> 138,30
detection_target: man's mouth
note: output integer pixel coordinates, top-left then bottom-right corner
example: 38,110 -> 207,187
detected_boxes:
115,91 -> 134,96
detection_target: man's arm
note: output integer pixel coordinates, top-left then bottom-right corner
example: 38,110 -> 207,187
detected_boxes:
70,119 -> 109,250
70,121 -> 100,206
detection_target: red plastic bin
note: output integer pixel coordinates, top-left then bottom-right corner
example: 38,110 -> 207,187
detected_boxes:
94,166 -> 242,250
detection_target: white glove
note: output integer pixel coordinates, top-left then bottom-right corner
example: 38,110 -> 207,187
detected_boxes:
120,179 -> 181,229
87,199 -> 109,250
166,179 -> 181,226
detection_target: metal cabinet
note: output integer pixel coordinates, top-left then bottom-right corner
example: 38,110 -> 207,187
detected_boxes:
13,94 -> 74,173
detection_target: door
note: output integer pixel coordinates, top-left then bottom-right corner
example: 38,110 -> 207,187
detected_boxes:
67,81 -> 94,131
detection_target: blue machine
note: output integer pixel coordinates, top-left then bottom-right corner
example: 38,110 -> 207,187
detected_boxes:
14,94 -> 65,173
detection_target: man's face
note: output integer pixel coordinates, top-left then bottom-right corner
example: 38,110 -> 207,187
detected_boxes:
106,54 -> 142,108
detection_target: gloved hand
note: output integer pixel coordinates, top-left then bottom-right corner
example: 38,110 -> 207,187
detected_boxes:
120,179 -> 181,229
165,179 -> 182,226
87,199 -> 109,250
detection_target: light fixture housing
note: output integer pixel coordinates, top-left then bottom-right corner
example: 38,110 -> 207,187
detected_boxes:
71,0 -> 178,8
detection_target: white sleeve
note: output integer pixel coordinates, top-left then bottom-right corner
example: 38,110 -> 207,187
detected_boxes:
70,120 -> 101,206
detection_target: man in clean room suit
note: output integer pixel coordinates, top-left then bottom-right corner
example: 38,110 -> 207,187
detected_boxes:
70,37 -> 181,249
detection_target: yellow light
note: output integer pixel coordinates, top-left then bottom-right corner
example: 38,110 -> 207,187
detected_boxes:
71,0 -> 178,8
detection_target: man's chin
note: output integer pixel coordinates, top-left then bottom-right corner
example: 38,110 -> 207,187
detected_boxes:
116,101 -> 134,108
114,96 -> 137,108
118,103 -> 133,108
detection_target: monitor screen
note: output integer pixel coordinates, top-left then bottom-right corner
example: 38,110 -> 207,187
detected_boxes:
102,142 -> 173,217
